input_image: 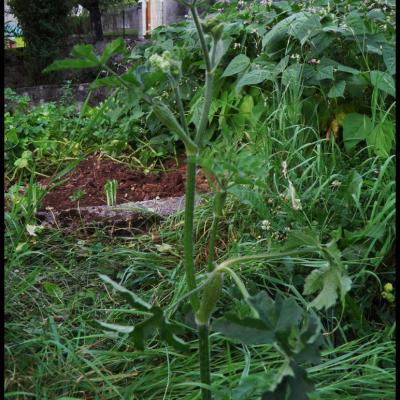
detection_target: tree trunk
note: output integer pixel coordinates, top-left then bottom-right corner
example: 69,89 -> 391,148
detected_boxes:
88,2 -> 103,41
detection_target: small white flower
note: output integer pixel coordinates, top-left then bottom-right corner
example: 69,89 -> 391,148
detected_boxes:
261,220 -> 271,231
331,180 -> 342,188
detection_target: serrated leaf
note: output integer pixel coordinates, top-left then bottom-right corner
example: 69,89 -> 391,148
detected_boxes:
327,80 -> 346,98
222,54 -> 250,77
99,37 -> 127,64
303,264 -> 351,310
99,274 -> 152,311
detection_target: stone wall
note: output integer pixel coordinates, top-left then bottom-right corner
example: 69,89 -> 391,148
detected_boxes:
13,83 -> 111,110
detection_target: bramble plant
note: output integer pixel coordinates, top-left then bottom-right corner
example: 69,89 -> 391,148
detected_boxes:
44,1 -> 355,398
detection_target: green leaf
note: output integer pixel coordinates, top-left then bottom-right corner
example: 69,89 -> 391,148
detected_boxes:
152,101 -> 197,153
288,12 -> 322,45
228,186 -> 268,218
327,80 -> 346,98
262,361 -> 315,400
303,263 -> 351,310
42,282 -> 63,300
316,65 -> 334,80
97,276 -> 189,352
44,58 -> 99,72
94,320 -> 134,334
71,44 -> 99,63
370,71 -> 395,97
366,9 -> 385,21
285,229 -> 321,249
90,76 -> 123,89
211,38 -> 232,69
236,69 -> 275,93
99,38 -> 127,64
366,119 -> 394,158
342,113 -> 373,151
222,54 -> 250,77
99,274 -> 152,311
213,315 -> 274,345
382,45 -> 395,75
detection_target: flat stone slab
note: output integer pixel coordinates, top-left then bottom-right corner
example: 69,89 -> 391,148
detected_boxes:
37,195 -> 202,232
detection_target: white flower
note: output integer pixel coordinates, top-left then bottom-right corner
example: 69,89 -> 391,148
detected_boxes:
331,180 -> 342,188
261,220 -> 271,231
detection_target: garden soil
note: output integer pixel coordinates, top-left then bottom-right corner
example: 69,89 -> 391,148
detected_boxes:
40,154 -> 210,211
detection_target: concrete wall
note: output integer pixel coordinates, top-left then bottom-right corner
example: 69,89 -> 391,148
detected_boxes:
102,0 -> 187,37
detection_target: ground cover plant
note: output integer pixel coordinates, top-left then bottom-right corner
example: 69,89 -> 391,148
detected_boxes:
4,0 -> 395,399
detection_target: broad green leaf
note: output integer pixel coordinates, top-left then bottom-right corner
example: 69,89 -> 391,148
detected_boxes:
316,65 -> 334,80
228,186 -> 268,218
382,45 -> 395,75
370,71 -> 395,97
236,69 -> 275,93
288,12 -> 321,45
367,9 -> 385,21
222,54 -> 250,77
342,113 -> 373,151
211,38 -> 232,69
99,37 -> 127,64
327,80 -> 346,98
274,55 -> 290,74
262,13 -> 297,59
366,119 -> 394,158
99,274 -> 152,311
213,315 -> 274,345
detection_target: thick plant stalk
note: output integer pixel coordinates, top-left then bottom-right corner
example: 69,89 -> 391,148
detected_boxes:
198,324 -> 212,400
207,191 -> 226,272
184,154 -> 200,311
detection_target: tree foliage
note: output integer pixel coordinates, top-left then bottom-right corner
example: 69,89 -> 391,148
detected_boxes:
8,0 -> 72,82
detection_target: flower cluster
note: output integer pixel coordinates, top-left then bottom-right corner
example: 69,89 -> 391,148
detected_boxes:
149,51 -> 180,76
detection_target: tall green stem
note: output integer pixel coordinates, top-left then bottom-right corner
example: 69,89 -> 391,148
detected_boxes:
184,154 -> 200,311
198,324 -> 212,400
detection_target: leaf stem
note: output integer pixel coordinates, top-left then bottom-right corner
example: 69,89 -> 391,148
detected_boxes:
190,6 -> 212,73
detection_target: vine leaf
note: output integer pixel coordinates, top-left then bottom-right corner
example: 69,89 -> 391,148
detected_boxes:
95,275 -> 189,352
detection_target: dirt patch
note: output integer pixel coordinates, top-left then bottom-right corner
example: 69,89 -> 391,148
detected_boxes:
40,154 -> 210,211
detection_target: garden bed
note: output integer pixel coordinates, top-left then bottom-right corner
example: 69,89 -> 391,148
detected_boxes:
37,154 -> 210,230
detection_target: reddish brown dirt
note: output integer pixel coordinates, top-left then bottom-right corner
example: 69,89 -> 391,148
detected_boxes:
40,154 -> 210,211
